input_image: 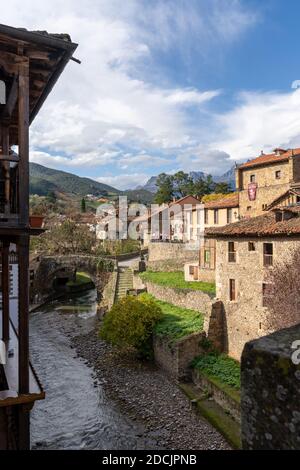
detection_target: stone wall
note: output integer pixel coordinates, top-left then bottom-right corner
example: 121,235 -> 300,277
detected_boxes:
145,281 -> 214,315
153,331 -> 206,381
135,275 -> 225,353
99,270 -> 118,311
192,369 -> 241,423
147,242 -> 199,272
184,263 -> 215,283
237,159 -> 291,218
241,324 -> 300,450
215,237 -> 300,360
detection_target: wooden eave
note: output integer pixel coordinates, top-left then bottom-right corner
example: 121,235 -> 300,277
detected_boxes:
0,23 -> 78,144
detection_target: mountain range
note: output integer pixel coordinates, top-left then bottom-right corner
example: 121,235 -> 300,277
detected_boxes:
136,166 -> 236,193
29,163 -> 154,204
29,162 -> 236,205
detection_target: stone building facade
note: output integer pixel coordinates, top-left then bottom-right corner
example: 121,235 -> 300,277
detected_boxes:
206,206 -> 300,360
185,194 -> 239,283
204,193 -> 239,227
236,147 -> 300,219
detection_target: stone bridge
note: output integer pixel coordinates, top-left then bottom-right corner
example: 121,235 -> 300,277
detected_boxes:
30,254 -> 115,301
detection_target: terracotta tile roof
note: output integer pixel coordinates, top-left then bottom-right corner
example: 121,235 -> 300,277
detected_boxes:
239,148 -> 300,170
205,205 -> 300,237
266,188 -> 300,210
204,193 -> 239,209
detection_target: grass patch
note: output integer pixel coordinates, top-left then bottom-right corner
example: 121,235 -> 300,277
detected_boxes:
140,293 -> 204,342
66,272 -> 93,287
192,353 -> 241,390
140,271 -> 216,295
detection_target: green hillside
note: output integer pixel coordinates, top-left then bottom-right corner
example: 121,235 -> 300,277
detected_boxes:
29,162 -> 154,204
29,162 -> 120,197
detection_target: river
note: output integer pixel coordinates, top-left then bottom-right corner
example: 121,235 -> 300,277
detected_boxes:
29,289 -> 153,450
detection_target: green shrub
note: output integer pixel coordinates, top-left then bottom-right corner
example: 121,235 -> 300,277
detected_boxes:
192,353 -> 241,390
99,295 -> 163,358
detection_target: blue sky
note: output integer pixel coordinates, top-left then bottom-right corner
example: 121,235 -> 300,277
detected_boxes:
3,0 -> 300,189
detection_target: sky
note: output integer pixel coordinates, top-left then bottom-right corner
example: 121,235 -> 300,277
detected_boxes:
3,0 -> 300,190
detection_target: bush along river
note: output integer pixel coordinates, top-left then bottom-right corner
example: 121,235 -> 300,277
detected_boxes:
30,288 -> 230,450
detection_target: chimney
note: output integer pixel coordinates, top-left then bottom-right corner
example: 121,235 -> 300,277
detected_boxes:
261,150 -> 264,156
273,148 -> 286,156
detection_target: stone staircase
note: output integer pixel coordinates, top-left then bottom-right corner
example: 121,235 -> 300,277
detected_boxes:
115,267 -> 133,303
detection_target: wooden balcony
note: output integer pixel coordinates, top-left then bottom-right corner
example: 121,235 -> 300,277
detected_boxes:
0,316 -> 44,407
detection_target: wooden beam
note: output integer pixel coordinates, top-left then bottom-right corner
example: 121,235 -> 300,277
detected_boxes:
18,60 -> 29,226
18,235 -> 29,395
1,241 -> 10,342
25,50 -> 50,60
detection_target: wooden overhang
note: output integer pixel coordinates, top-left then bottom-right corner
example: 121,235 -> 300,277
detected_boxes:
0,23 -> 78,144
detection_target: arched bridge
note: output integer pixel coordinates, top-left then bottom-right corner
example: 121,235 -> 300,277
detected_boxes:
30,255 -> 115,301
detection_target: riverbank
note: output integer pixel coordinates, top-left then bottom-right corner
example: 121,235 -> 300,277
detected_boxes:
71,325 -> 231,450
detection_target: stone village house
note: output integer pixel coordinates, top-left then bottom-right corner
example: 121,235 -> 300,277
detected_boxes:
185,193 -> 239,282
205,206 -> 300,360
186,147 -> 300,283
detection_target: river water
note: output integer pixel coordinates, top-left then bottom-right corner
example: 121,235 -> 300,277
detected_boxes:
30,289 -> 151,450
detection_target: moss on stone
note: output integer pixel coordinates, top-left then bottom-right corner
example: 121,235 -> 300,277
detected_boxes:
179,383 -> 241,449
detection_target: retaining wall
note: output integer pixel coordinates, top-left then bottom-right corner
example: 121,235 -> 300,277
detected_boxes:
192,369 -> 241,423
153,331 -> 206,381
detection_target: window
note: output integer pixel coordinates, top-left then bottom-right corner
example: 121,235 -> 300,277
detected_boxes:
262,283 -> 273,307
248,241 -> 256,251
214,209 -> 219,224
275,170 -> 281,179
204,249 -> 211,264
227,208 -> 232,224
250,174 -> 256,183
189,266 -> 195,275
229,279 -> 236,301
228,241 -> 236,262
204,209 -> 208,225
247,206 -> 252,211
262,204 -> 268,211
263,243 -> 273,266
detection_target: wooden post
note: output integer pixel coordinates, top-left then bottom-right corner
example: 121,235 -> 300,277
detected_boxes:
2,126 -> 10,215
18,234 -> 29,394
17,405 -> 30,450
18,62 -> 29,227
1,241 -> 10,341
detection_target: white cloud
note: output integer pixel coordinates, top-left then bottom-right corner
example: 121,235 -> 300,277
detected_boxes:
212,88 -> 300,161
96,173 -> 149,191
1,0 -> 258,182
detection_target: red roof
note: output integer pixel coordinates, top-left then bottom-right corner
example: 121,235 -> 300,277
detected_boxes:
239,148 -> 300,170
205,206 -> 300,238
204,193 -> 239,209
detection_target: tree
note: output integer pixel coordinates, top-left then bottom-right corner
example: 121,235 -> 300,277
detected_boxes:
81,197 -> 86,213
99,294 -> 163,358
172,171 -> 194,197
47,191 -> 57,204
154,173 -> 174,204
36,220 -> 95,255
214,182 -> 231,194
264,249 -> 300,331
